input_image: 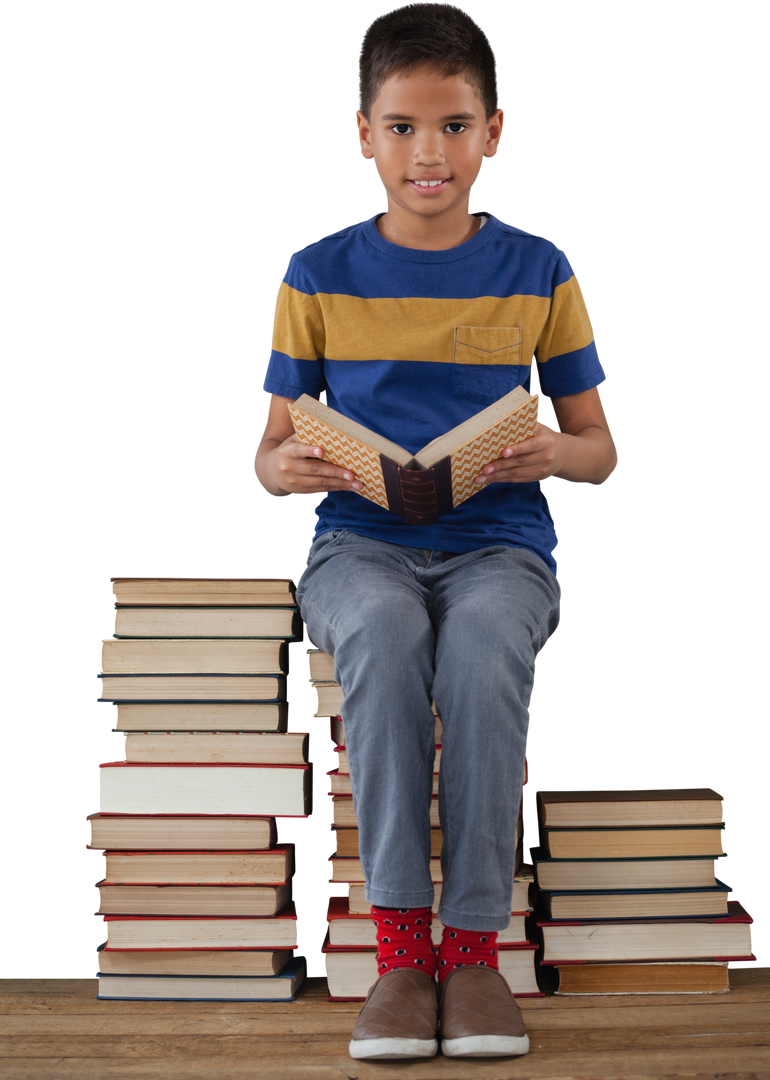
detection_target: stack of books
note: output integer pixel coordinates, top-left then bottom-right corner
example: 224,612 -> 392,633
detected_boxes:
90,577 -> 310,1002
532,789 -> 756,995
309,650 -> 541,1000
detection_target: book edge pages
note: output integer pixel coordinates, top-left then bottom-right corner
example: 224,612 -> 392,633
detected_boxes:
447,396 -> 539,507
289,395 -> 413,466
415,385 -> 533,466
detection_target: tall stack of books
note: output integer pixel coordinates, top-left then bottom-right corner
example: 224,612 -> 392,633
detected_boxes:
532,789 -> 756,995
89,577 -> 310,1002
308,650 -> 540,1000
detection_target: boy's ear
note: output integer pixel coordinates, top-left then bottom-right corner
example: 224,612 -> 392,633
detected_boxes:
354,108 -> 371,160
483,105 -> 507,162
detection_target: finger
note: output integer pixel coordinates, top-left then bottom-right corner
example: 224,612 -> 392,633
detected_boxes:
476,456 -> 545,484
306,449 -> 362,492
501,435 -> 546,458
308,468 -> 362,494
302,444 -> 360,483
287,443 -> 327,463
277,437 -> 362,491
287,438 -> 327,459
478,449 -> 530,477
475,459 -> 512,484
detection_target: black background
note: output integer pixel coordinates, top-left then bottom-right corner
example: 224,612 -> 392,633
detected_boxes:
7,2 -> 755,980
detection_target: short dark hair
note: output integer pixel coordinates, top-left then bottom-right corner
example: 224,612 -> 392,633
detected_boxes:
360,4 -> 497,120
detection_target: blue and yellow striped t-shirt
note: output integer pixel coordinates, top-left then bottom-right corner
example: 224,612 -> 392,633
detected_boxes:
264,214 -> 605,574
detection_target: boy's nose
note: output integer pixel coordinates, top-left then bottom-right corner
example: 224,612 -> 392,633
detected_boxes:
413,140 -> 446,166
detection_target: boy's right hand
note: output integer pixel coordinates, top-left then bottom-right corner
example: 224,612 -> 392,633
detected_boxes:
262,434 -> 363,496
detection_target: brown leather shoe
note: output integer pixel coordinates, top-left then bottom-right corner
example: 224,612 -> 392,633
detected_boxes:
348,968 -> 439,1060
439,966 -> 530,1057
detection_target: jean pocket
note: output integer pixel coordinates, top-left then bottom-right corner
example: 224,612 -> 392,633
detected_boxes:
298,527 -> 345,587
305,529 -> 347,566
452,325 -> 529,405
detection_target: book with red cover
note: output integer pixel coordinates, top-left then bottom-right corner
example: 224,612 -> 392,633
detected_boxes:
88,842 -> 295,920
101,845 -> 294,884
95,760 -> 315,816
95,879 -> 292,917
537,901 -> 755,964
87,813 -> 278,851
102,902 -> 298,950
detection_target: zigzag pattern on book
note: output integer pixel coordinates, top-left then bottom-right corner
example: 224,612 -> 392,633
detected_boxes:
289,393 -> 539,514
287,411 -> 389,509
450,397 -> 539,506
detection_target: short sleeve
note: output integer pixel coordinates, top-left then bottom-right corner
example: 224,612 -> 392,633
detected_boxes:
263,257 -> 327,398
535,252 -> 605,398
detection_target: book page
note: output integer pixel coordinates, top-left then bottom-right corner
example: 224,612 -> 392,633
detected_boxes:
416,386 -> 534,467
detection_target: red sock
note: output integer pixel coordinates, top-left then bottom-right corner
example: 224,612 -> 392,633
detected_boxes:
436,924 -> 498,983
371,906 -> 437,979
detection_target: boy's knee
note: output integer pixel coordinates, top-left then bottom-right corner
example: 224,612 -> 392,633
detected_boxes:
338,595 -> 430,652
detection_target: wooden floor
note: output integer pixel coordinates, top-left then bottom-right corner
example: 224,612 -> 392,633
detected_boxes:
1,970 -> 768,1079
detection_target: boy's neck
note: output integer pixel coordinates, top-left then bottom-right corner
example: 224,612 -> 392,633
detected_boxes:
376,202 -> 482,251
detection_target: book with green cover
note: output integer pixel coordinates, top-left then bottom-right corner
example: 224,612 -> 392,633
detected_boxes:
289,386 -> 538,526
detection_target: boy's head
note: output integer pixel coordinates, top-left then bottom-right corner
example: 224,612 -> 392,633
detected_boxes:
354,2 -> 498,129
356,5 -> 502,228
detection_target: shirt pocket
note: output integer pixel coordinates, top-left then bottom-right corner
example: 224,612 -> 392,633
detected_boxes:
452,326 -> 527,405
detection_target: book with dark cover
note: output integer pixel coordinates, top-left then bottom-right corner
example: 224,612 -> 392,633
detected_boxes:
96,954 -> 306,1000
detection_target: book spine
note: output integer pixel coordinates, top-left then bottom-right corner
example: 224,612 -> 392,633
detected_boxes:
380,455 -> 405,519
433,455 -> 453,519
380,457 -> 442,526
380,456 -> 454,526
399,467 -> 438,526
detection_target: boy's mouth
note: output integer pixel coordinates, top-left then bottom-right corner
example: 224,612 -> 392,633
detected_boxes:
407,177 -> 451,194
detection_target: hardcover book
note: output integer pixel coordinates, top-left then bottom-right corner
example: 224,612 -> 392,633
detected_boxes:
107,574 -> 298,609
288,386 -> 538,526
96,955 -> 306,1000
536,789 -> 724,829
537,901 -> 755,963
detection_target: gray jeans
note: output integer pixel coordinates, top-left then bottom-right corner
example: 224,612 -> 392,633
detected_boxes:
297,531 -> 560,931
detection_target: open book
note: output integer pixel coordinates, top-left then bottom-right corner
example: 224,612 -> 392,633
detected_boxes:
288,386 -> 538,526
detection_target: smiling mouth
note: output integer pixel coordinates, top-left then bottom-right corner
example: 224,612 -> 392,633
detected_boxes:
407,178 -> 451,192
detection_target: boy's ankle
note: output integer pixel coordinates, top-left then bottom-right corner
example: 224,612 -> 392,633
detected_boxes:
371,905 -> 437,979
436,924 -> 498,983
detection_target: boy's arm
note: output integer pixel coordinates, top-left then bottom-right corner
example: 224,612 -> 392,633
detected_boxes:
550,387 -> 617,483
249,395 -> 362,498
476,386 -> 616,487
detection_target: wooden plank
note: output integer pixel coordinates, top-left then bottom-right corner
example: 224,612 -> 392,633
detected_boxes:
2,1000 -> 768,1037
2,1055 -> 770,1080
0,973 -> 768,1080
1,971 -> 767,1015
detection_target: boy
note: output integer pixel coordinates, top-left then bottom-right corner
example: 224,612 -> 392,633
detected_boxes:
256,3 -> 616,1061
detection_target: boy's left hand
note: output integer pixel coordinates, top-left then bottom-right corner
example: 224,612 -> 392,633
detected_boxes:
475,423 -> 564,485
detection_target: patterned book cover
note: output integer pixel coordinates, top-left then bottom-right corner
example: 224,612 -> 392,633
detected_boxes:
287,403 -> 391,510
288,392 -> 538,522
448,395 -> 538,506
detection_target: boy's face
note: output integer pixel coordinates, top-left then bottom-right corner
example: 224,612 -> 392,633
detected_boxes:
357,66 -> 502,223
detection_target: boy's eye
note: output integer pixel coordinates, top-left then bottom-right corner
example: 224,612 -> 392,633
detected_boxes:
386,123 -> 466,136
445,122 -> 466,133
391,124 -> 413,135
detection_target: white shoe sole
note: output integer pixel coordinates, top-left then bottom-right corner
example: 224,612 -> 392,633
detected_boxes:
441,1033 -> 530,1057
348,1036 -> 438,1060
